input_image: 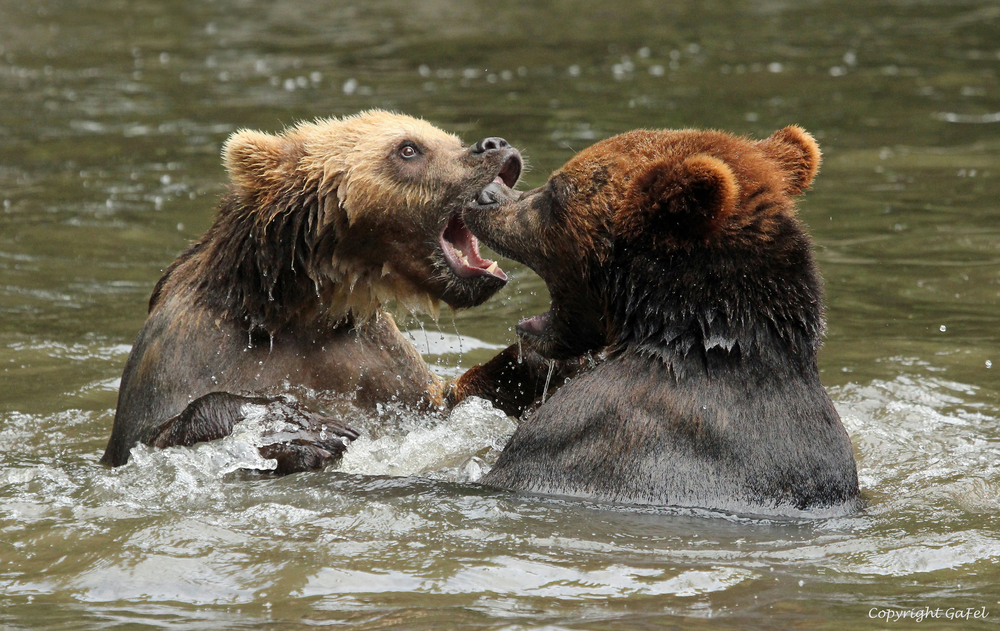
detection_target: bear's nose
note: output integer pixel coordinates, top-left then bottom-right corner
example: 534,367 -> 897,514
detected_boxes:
471,137 -> 510,154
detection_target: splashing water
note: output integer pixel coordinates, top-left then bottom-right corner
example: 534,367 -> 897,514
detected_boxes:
339,397 -> 515,482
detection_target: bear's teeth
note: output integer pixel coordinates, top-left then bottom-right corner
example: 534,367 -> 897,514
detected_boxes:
456,250 -> 472,265
486,261 -> 499,274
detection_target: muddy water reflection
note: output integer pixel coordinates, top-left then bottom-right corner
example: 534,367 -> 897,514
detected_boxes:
2,1 -> 999,628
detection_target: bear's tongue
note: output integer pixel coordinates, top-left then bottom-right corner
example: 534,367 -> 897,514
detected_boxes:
441,213 -> 507,281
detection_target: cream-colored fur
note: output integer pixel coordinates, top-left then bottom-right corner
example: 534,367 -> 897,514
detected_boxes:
219,110 -> 466,321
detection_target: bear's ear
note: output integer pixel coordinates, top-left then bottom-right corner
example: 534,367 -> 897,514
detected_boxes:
617,154 -> 739,242
758,125 -> 821,195
222,129 -> 299,194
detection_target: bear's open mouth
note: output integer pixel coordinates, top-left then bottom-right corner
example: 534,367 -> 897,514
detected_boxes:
516,310 -> 552,338
440,213 -> 507,282
497,154 -> 522,189
474,154 -> 522,206
440,153 -> 521,282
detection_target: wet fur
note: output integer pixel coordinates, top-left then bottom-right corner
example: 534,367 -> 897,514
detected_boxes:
102,111 -> 518,468
466,126 -> 861,516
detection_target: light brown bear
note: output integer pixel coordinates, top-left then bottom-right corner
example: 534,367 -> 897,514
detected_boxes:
463,126 -> 862,516
101,110 -> 539,473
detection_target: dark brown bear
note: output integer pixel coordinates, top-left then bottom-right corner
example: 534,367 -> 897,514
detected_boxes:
463,126 -> 862,516
101,111 -> 534,472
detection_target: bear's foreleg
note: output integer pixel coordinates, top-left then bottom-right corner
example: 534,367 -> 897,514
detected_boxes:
149,391 -> 359,474
447,343 -> 586,417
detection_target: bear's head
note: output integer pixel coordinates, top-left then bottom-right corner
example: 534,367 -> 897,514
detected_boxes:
464,126 -> 824,364
200,110 -> 521,326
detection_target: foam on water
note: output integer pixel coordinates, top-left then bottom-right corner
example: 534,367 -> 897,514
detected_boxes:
834,373 -> 1000,514
301,559 -> 756,598
55,395 -> 515,516
338,397 -> 515,482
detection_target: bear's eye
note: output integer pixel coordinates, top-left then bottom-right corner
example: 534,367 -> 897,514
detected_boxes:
397,142 -> 421,160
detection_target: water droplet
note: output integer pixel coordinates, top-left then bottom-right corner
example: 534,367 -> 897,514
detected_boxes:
541,360 -> 555,404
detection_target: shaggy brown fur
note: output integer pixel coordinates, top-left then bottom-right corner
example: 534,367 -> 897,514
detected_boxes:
102,111 -> 528,471
464,126 -> 861,516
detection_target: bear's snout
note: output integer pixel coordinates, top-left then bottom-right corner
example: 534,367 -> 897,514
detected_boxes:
471,137 -> 510,154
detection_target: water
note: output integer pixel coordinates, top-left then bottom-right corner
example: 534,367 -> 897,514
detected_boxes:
2,0 -> 999,628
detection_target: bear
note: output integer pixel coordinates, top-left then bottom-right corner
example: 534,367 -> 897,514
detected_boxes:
100,110 -> 541,473
462,125 -> 862,516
